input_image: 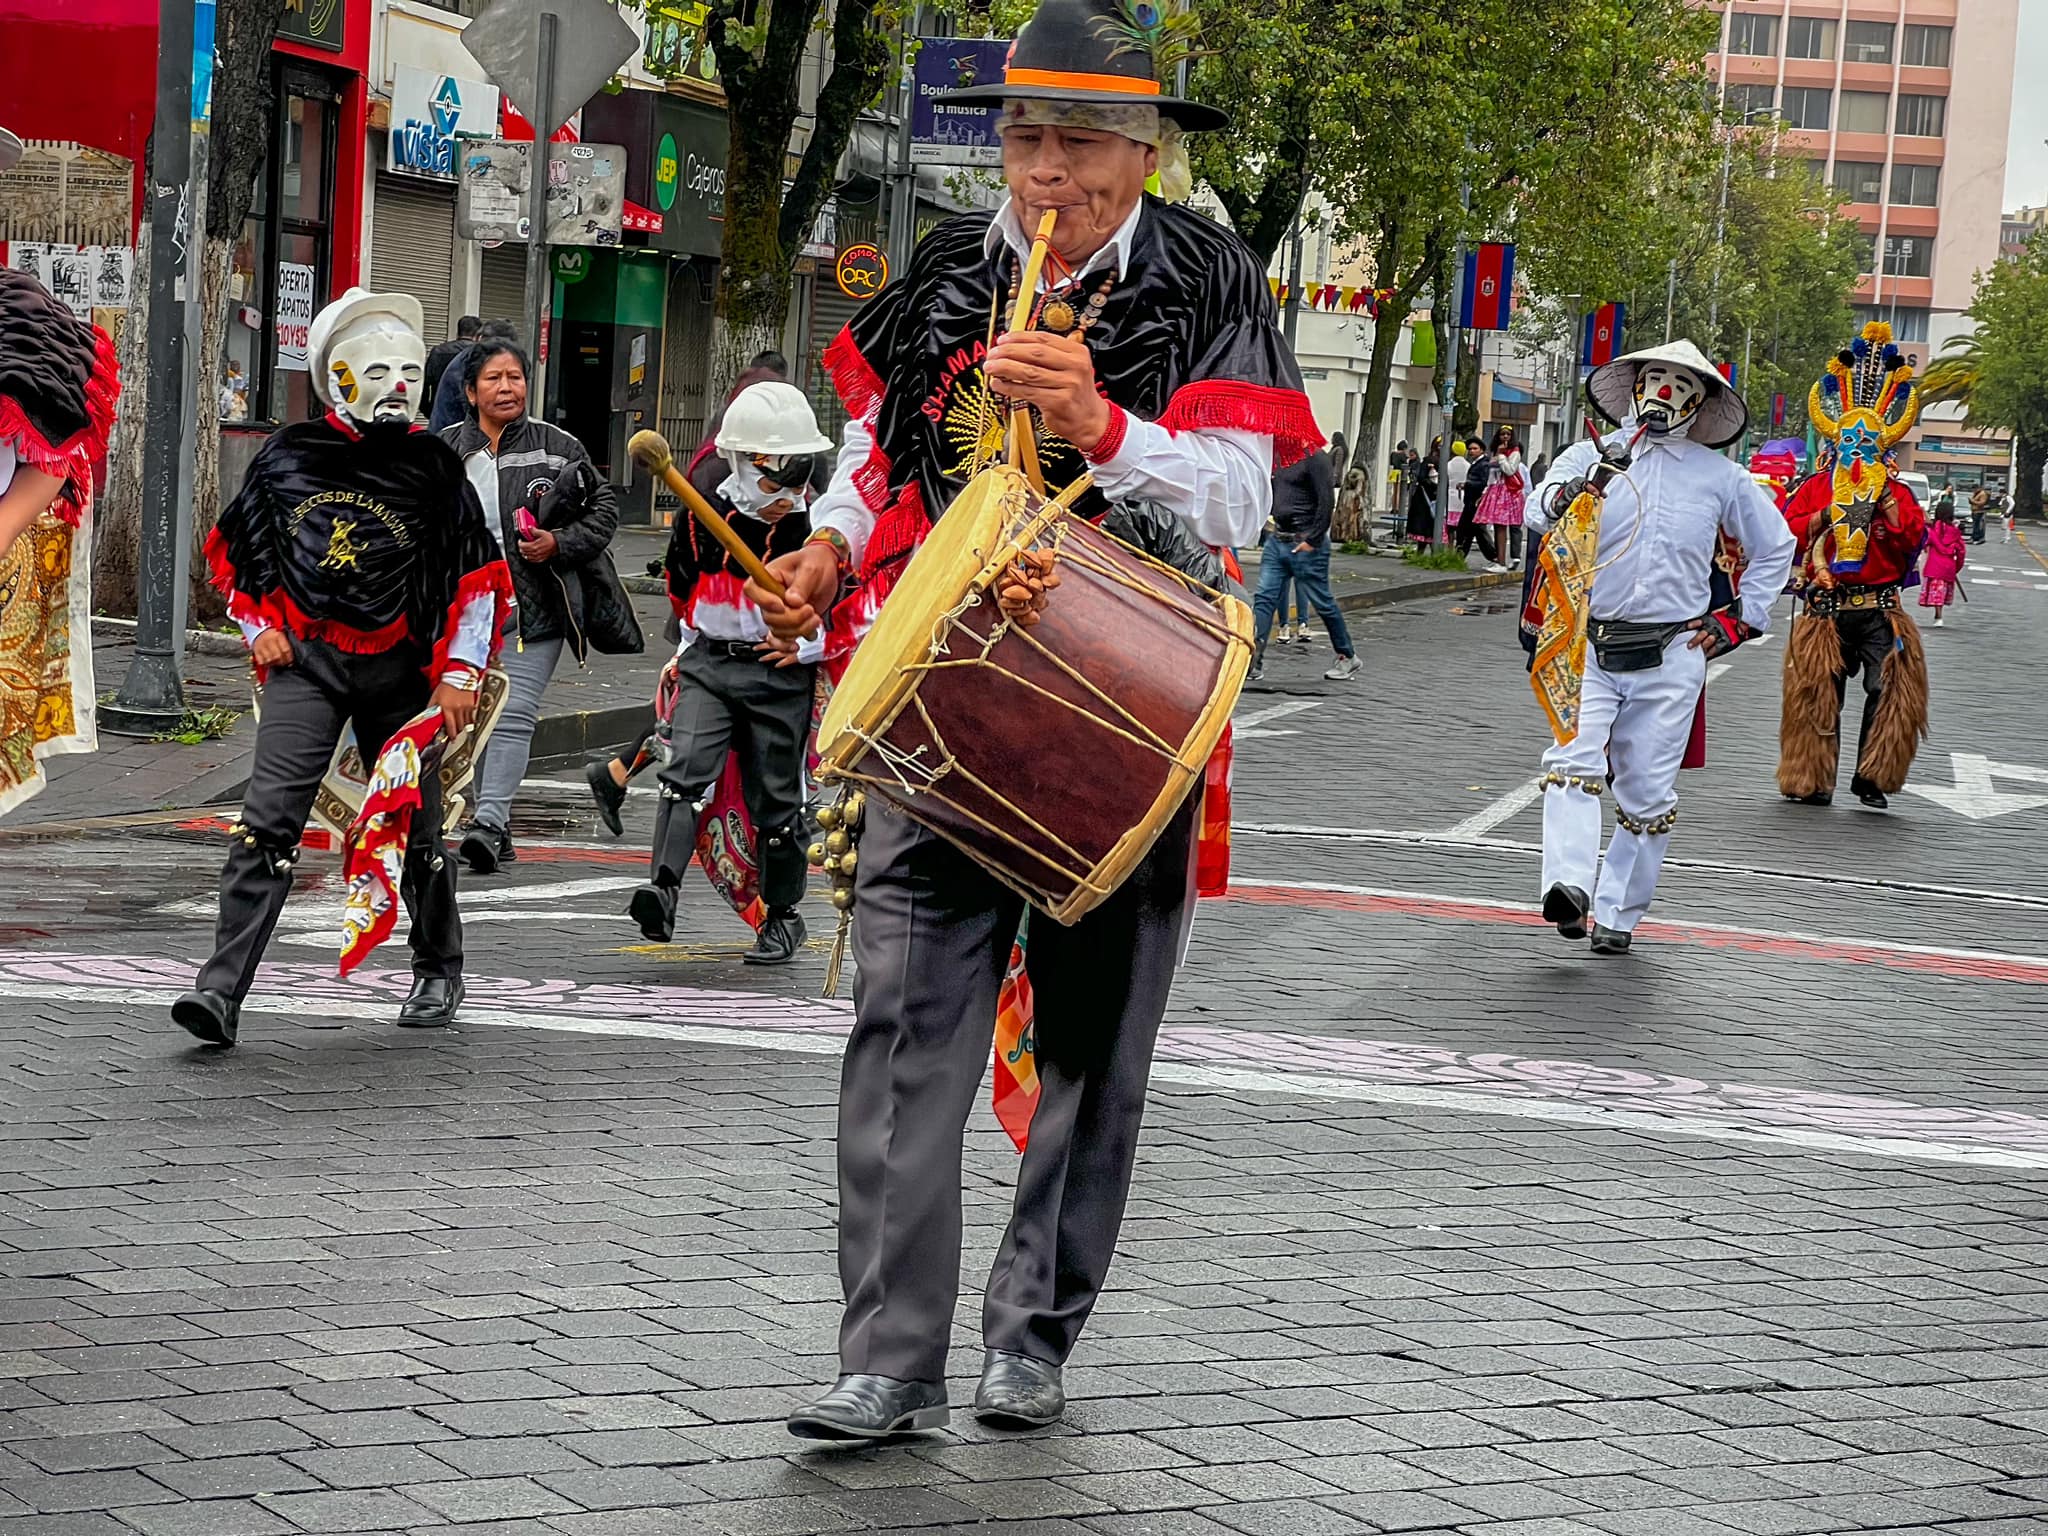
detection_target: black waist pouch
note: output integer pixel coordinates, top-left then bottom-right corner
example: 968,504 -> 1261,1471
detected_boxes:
1590,618 -> 1684,672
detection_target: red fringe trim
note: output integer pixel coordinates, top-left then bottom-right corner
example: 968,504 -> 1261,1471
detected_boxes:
0,323 -> 121,526
823,326 -> 885,426
1156,380 -> 1326,468
202,525 -> 286,636
427,560 -> 515,681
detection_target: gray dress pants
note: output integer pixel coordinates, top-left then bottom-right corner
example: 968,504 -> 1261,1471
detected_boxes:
835,791 -> 1198,1382
196,639 -> 460,1002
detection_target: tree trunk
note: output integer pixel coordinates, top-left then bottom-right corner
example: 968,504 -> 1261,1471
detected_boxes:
2017,429 -> 2046,518
93,222 -> 151,617
1353,301 -> 1410,523
187,235 -> 234,625
710,83 -> 795,398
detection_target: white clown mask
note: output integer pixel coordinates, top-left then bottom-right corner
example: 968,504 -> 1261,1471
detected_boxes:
1633,361 -> 1708,438
306,289 -> 427,427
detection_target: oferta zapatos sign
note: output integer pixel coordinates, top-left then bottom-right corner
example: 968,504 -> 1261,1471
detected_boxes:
388,67 -> 502,181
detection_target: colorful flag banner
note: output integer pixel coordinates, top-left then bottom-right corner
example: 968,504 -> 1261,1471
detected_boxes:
1460,243 -> 1516,331
1580,302 -> 1625,367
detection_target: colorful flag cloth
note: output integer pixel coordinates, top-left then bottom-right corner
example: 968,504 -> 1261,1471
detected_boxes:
992,922 -> 1039,1151
311,667 -> 510,838
1529,485 -> 1602,745
339,710 -> 446,977
1460,243 -> 1516,331
1581,302 -> 1625,367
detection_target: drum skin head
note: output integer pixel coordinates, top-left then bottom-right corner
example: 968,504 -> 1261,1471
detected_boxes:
818,464 -> 1033,766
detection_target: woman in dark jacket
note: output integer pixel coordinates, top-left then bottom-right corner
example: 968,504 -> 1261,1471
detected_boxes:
442,339 -> 628,871
1406,437 -> 1442,546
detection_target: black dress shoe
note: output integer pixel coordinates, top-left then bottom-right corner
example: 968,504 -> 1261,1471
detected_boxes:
497,830 -> 518,865
974,1350 -> 1065,1428
629,883 -> 677,943
171,989 -> 239,1048
1589,924 -> 1633,956
396,975 -> 464,1028
743,908 -> 806,966
459,827 -> 503,874
786,1374 -> 948,1440
1541,883 -> 1591,940
1786,791 -> 1833,806
585,760 -> 627,837
1850,778 -> 1890,809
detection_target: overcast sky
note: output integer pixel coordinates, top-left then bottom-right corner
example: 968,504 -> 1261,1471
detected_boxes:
2007,3 -> 2048,209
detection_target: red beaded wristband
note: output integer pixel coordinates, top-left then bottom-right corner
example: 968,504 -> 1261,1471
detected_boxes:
1084,402 -> 1129,465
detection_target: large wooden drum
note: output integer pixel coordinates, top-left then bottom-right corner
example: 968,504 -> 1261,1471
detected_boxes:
816,465 -> 1251,923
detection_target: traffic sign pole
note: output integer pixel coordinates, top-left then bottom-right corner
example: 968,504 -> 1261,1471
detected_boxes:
522,12 -> 557,407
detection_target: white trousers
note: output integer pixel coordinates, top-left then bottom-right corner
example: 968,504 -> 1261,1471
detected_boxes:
1539,637 -> 1705,934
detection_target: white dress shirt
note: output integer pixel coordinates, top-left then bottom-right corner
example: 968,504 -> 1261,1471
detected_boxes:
1530,425 -> 1794,634
810,196 -> 1273,563
672,474 -> 825,666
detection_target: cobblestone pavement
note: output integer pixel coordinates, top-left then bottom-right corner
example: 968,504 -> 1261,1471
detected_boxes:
3,571 -> 2047,1535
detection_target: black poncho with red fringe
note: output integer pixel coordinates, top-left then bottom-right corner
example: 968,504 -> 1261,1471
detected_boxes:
823,197 -> 1320,604
206,414 -> 511,677
0,268 -> 120,523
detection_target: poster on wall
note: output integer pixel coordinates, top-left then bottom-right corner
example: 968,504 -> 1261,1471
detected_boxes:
276,262 -> 316,371
5,241 -> 136,323
456,142 -> 626,247
911,38 -> 1009,166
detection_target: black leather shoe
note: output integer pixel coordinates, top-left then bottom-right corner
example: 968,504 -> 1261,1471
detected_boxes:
497,830 -> 517,865
586,761 -> 626,837
459,827 -> 502,874
1786,791 -> 1833,806
629,883 -> 677,943
974,1350 -> 1065,1429
1589,924 -> 1633,956
786,1375 -> 948,1440
396,975 -> 464,1028
1542,883 -> 1591,940
171,989 -> 239,1048
1851,779 -> 1890,809
743,908 -> 806,966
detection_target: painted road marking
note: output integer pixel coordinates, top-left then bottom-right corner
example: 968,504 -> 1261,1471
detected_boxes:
1234,820 -> 2048,913
1234,699 -> 1321,739
1445,777 -> 1545,840
1904,753 -> 2048,821
4,952 -> 2043,1171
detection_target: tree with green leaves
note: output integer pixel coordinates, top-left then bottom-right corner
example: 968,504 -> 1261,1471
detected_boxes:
704,0 -> 904,382
1923,235 -> 2048,512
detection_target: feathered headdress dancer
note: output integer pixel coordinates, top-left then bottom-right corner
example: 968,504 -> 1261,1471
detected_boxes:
1806,321 -> 1920,575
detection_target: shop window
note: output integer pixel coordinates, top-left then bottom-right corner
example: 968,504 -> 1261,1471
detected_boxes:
1902,25 -> 1951,69
1895,95 -> 1946,138
1831,161 -> 1884,205
1882,236 -> 1932,278
1785,17 -> 1837,60
1727,14 -> 1778,56
1838,91 -> 1889,135
1844,22 -> 1893,65
1780,88 -> 1831,131
1890,163 -> 1940,207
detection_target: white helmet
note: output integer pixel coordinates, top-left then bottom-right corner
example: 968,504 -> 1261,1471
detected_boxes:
715,380 -> 833,456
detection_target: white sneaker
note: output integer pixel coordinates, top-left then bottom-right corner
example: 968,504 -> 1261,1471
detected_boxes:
1934,615 -> 1944,627
1485,563 -> 1508,574
1324,654 -> 1361,681
1290,624 -> 1309,643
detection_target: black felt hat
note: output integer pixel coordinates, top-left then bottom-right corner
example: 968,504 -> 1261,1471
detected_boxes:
934,0 -> 1228,132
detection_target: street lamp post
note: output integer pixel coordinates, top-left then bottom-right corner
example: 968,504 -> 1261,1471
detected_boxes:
1708,106 -> 1777,341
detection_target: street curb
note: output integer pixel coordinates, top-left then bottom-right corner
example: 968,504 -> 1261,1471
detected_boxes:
1324,567 -> 1521,614
91,616 -> 249,658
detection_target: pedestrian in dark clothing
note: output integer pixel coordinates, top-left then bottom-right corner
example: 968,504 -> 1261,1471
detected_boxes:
1250,448 -> 1358,682
422,316 -> 479,421
1406,436 -> 1441,545
428,319 -> 518,434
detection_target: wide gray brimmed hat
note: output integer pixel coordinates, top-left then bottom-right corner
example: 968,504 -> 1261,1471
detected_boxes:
1587,338 -> 1748,450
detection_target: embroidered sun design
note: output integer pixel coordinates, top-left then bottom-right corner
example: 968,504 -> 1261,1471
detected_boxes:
942,370 -> 1070,476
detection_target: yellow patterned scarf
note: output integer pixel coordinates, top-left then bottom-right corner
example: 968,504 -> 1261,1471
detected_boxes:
1529,485 -> 1602,746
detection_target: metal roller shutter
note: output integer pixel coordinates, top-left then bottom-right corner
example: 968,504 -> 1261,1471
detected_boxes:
478,244 -> 527,330
808,285 -> 865,441
369,175 -> 456,345
655,257 -> 715,508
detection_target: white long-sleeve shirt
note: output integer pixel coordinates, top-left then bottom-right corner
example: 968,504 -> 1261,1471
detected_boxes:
1530,427 -> 1794,634
810,196 -> 1273,562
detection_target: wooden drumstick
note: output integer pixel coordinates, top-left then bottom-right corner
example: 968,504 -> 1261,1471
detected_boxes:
628,428 -> 789,600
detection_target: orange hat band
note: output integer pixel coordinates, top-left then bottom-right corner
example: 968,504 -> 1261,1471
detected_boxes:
1003,67 -> 1161,95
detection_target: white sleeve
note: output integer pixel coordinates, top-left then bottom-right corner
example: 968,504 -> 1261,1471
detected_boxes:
236,617 -> 269,648
1089,418 -> 1271,549
441,591 -> 497,674
1724,470 -> 1797,634
810,416 -> 880,566
1527,441 -> 1598,533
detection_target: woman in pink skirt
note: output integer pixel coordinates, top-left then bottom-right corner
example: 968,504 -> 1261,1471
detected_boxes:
1919,502 -> 1967,627
1475,425 -> 1527,569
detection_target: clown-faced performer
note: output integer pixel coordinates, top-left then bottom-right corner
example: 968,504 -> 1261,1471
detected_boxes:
748,0 -> 1316,1441
0,236 -> 120,816
629,380 -> 832,963
172,289 -> 512,1047
1528,341 -> 1793,955
1776,323 -> 1928,810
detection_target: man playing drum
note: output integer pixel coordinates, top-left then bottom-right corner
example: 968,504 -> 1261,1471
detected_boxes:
752,0 -> 1319,1440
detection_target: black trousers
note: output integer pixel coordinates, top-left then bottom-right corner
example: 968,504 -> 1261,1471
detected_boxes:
834,793 -> 1197,1382
1833,610 -> 1894,789
649,644 -> 814,910
1454,512 -> 1499,562
196,639 -> 460,1001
